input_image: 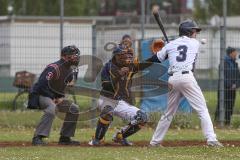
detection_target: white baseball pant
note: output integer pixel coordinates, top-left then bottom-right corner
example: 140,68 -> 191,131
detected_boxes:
97,95 -> 140,122
150,71 -> 217,145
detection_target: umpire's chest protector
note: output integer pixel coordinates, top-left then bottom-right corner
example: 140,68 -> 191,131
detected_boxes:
48,63 -> 73,96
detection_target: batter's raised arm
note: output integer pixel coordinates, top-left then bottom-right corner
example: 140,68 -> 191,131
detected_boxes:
145,44 -> 167,63
135,45 -> 167,71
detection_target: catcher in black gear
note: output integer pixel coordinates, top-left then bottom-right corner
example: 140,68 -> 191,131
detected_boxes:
89,44 -> 148,146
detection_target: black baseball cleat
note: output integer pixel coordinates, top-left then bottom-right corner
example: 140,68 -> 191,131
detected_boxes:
32,135 -> 47,146
112,132 -> 133,146
88,138 -> 100,146
58,136 -> 80,145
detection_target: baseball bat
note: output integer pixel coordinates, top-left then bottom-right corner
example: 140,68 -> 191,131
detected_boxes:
152,9 -> 169,43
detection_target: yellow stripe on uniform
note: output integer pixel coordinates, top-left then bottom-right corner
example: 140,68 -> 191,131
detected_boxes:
102,80 -> 111,85
99,117 -> 111,125
109,70 -> 116,78
125,71 -> 133,97
114,82 -> 119,98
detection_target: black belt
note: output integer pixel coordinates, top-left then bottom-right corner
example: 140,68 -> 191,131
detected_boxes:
168,71 -> 189,76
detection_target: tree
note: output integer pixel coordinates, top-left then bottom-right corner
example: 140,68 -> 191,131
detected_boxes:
0,0 -> 10,15
194,0 -> 240,23
208,0 -> 240,16
64,0 -> 100,16
193,0 -> 207,24
0,0 -> 100,16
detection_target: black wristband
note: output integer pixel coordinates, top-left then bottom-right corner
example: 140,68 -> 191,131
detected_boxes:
146,54 -> 161,63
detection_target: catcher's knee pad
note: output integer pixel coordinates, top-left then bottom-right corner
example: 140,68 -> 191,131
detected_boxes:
99,105 -> 114,124
95,105 -> 114,140
131,110 -> 148,126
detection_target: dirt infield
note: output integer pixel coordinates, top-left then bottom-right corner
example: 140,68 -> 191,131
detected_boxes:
0,140 -> 240,147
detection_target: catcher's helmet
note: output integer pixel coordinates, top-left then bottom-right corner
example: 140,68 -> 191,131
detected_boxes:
179,19 -> 201,37
122,34 -> 131,41
112,45 -> 124,56
112,45 -> 133,56
112,45 -> 134,67
61,45 -> 80,66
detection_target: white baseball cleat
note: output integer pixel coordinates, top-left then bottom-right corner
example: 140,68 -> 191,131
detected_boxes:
149,143 -> 164,147
207,141 -> 224,147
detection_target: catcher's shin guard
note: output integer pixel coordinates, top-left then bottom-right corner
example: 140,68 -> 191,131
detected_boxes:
95,105 -> 113,140
121,124 -> 141,139
117,110 -> 148,139
95,118 -> 111,140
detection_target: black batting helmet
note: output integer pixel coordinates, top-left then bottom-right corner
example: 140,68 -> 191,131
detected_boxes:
179,19 -> 201,37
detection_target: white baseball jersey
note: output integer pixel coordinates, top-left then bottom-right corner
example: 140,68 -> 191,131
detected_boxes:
150,36 -> 218,146
156,36 -> 200,74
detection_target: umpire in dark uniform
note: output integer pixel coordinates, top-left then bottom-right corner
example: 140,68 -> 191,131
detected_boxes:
215,47 -> 240,125
29,45 -> 81,145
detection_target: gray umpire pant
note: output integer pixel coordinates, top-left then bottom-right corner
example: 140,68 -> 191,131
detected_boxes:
34,96 -> 79,137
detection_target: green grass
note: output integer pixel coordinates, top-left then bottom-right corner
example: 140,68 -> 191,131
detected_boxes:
1,91 -> 240,129
203,91 -> 240,113
0,92 -> 94,111
0,90 -> 240,131
0,110 -> 239,160
0,110 -> 128,129
0,110 -> 213,130
1,127 -> 240,142
2,91 -> 240,112
1,92 -> 240,160
0,128 -> 240,160
0,93 -> 16,110
1,147 -> 240,160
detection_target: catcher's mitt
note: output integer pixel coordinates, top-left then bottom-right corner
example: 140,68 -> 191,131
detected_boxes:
151,39 -> 164,54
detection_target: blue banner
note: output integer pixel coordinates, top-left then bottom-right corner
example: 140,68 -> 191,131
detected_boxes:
139,39 -> 192,113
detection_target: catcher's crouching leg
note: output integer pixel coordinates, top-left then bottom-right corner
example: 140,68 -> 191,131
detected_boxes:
89,105 -> 113,145
113,110 -> 148,146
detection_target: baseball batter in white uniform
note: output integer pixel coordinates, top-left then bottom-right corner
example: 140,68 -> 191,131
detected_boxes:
149,20 -> 223,147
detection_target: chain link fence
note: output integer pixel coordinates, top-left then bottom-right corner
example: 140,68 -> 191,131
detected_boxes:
1,16 -> 240,127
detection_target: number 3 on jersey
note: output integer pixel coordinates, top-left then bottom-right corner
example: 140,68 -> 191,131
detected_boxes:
176,45 -> 188,62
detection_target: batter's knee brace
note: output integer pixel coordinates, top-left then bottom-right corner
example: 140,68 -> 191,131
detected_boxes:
131,110 -> 148,126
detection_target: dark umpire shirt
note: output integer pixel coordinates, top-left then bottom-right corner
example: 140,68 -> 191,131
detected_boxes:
100,61 -> 138,104
31,59 -> 75,99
